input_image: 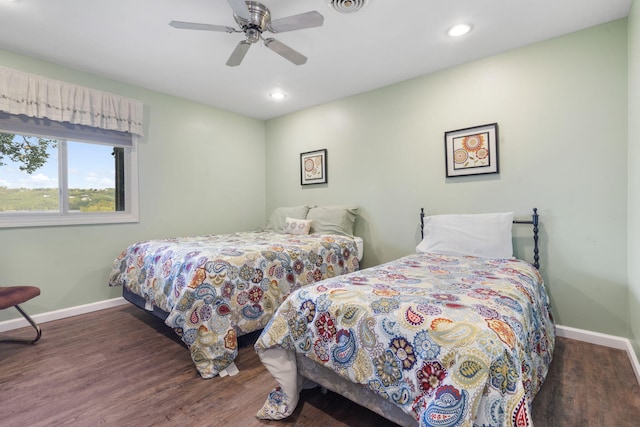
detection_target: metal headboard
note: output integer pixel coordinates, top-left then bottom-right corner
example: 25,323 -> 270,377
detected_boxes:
419,208 -> 540,269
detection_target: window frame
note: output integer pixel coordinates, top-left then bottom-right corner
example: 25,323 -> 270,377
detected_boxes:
0,115 -> 139,229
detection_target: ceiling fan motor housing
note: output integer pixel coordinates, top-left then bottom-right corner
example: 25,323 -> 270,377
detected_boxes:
234,1 -> 271,43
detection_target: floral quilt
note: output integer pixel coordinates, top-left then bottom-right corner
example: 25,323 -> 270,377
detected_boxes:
108,231 -> 360,378
255,253 -> 555,426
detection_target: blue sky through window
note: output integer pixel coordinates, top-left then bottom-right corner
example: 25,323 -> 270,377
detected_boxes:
0,140 -> 115,189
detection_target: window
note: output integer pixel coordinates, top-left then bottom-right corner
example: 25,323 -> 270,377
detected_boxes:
0,114 -> 139,228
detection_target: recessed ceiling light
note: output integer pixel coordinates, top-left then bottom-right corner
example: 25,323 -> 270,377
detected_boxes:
269,91 -> 287,100
447,24 -> 472,37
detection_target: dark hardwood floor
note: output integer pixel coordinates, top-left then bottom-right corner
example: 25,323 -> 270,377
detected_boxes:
1,304 -> 639,427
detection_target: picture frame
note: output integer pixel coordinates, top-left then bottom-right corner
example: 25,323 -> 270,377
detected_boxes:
444,123 -> 499,178
300,149 -> 327,185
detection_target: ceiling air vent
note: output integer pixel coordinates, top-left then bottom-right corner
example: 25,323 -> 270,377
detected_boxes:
328,0 -> 367,14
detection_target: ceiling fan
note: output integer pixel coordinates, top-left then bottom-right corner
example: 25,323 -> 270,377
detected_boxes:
169,0 -> 324,67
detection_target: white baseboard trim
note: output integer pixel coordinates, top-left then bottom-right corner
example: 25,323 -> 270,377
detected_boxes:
556,324 -> 640,386
2,300 -> 639,386
0,297 -> 127,333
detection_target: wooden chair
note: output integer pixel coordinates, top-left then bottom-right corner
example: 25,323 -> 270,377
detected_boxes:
0,286 -> 42,343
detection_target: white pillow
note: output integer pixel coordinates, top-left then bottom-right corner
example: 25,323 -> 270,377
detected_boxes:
416,212 -> 514,258
282,217 -> 312,235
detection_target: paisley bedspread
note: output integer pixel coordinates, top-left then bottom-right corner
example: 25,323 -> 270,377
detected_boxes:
108,231 -> 360,378
255,253 -> 555,426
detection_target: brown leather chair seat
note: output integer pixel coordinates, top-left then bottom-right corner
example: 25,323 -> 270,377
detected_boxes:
0,286 -> 42,343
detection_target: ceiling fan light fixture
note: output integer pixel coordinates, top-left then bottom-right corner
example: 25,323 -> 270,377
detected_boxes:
328,0 -> 367,14
447,23 -> 472,37
245,27 -> 261,43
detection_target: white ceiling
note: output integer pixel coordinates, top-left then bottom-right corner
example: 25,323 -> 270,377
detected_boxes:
0,0 -> 632,120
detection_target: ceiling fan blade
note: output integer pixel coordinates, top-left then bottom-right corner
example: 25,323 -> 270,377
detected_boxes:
227,0 -> 251,20
268,11 -> 324,33
169,21 -> 238,33
226,41 -> 251,67
264,38 -> 307,65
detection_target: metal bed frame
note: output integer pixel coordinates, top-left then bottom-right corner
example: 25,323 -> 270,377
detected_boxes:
294,208 -> 543,426
420,207 -> 539,269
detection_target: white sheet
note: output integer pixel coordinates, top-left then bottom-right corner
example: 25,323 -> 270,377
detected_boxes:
354,236 -> 364,261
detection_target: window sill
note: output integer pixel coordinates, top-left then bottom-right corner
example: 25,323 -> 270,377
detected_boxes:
0,212 -> 139,228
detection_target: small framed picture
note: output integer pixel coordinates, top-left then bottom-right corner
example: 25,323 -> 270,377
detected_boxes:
444,123 -> 499,177
300,149 -> 327,185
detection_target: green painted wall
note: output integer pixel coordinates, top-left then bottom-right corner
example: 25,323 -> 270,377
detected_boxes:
266,20 -> 631,338
1,18 -> 635,343
0,51 -> 266,321
629,0 -> 640,355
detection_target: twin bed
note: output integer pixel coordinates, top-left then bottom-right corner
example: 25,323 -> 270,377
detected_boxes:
109,206 -> 554,426
254,209 -> 554,427
108,205 -> 362,378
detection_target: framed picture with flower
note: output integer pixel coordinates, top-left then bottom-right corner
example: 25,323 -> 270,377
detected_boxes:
444,123 -> 499,177
300,149 -> 327,185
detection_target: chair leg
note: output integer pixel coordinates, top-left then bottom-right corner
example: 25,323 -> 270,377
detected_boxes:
0,304 -> 42,344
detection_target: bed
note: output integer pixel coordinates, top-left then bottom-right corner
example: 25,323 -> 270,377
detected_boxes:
254,209 -> 555,427
108,205 -> 363,378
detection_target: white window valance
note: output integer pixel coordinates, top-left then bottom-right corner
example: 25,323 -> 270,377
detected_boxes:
0,66 -> 144,137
